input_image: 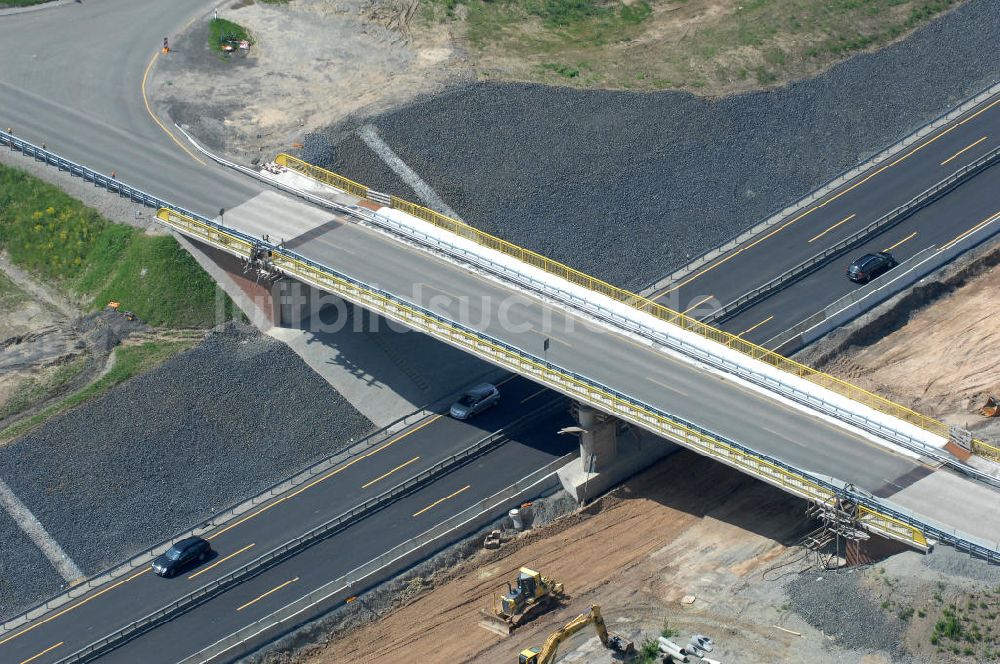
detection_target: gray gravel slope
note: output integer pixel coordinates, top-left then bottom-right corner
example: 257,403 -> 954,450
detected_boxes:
308,0 -> 1000,290
0,507 -> 65,622
0,325 -> 373,580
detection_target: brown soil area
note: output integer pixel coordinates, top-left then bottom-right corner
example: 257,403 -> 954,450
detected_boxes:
294,452 -> 819,664
426,0 -> 964,94
151,0 -> 468,158
816,261 -> 1000,437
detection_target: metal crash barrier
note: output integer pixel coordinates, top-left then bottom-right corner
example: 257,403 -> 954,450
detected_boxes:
155,206 -> 935,553
272,153 -> 1000,463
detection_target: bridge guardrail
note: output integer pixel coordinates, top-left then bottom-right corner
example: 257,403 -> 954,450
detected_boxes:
155,206 -> 938,552
154,207 -> 1000,562
52,399 -> 565,664
706,145 -> 1000,324
2,131 -> 993,554
272,152 -> 995,459
176,455 -> 570,664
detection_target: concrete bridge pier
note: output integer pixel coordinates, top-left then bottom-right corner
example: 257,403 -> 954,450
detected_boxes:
557,404 -> 679,503
272,277 -> 313,328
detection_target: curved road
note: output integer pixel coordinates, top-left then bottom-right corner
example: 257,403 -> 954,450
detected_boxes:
2,2 -> 999,663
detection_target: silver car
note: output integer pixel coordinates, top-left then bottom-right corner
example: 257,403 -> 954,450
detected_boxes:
450,383 -> 500,419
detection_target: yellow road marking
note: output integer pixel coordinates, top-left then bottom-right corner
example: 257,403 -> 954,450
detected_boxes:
413,485 -> 471,517
808,213 -> 856,243
520,388 -> 547,404
653,97 -> 1000,297
0,569 -> 149,647
236,577 -> 298,612
19,642 -> 63,664
188,543 -> 256,580
939,210 -> 1000,252
737,315 -> 774,338
208,415 -> 442,540
884,232 -> 917,252
957,97 -> 1000,127
681,294 -> 715,315
141,52 -> 205,165
362,456 -> 420,489
940,136 -> 988,166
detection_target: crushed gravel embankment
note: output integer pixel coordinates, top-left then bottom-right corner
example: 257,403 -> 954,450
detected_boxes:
0,325 -> 373,619
306,0 -> 1000,291
0,506 -> 64,622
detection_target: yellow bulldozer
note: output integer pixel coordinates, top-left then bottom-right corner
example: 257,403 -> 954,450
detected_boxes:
518,604 -> 635,664
480,567 -> 564,636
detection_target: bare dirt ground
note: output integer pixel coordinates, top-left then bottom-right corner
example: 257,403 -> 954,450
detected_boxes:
279,452 -> 1000,664
0,252 -> 88,423
286,453 -> 864,664
0,251 -> 192,441
816,260 -> 1000,440
150,0 -> 470,159
268,251 -> 1000,664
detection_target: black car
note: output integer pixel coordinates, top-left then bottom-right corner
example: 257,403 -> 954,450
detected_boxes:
847,251 -> 897,284
151,536 -> 211,577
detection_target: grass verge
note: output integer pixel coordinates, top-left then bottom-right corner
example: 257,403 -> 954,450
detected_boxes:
209,17 -> 253,54
0,0 -> 53,7
0,164 -> 241,327
0,270 -> 27,309
0,357 -> 90,422
0,340 -> 195,444
421,0 -> 964,93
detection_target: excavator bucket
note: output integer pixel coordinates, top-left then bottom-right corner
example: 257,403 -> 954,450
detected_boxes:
608,634 -> 635,657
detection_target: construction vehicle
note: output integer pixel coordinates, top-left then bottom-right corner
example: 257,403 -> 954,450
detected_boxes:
981,395 -> 1000,417
480,567 -> 564,635
105,301 -> 136,321
518,604 -> 634,664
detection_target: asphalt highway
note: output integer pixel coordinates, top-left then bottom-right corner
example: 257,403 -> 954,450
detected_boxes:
0,376 -> 576,664
652,92 -> 1000,327
2,2 -> 999,662
720,162 -> 1000,344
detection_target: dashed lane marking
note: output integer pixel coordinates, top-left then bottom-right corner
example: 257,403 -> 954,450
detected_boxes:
681,294 -> 715,315
19,642 -> 63,664
737,315 -> 774,338
653,97 -> 1000,297
236,578 -> 299,612
361,457 -> 420,489
412,485 -> 471,518
188,543 -> 256,580
207,415 -> 442,540
808,213 -> 856,243
0,570 -> 149,647
884,232 -> 917,252
940,136 -> 988,166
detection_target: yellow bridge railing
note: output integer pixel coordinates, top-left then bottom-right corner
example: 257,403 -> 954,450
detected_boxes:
273,154 -> 1000,463
155,206 -> 930,551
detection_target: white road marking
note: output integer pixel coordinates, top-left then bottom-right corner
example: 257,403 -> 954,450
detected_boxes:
647,377 -> 689,397
0,477 -> 83,583
357,124 -> 463,220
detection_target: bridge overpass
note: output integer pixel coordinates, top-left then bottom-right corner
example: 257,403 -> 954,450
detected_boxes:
6,127 -> 995,558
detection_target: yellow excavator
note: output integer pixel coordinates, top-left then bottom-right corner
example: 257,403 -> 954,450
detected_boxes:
480,567 -> 564,636
518,604 -> 635,664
